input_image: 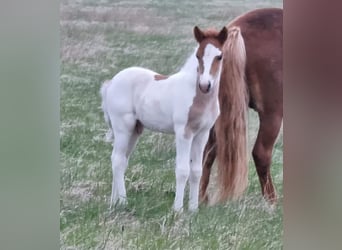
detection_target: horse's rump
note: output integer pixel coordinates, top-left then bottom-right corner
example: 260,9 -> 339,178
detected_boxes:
230,8 -> 283,112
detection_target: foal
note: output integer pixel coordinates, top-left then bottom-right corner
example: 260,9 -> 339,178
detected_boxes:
100,26 -> 227,211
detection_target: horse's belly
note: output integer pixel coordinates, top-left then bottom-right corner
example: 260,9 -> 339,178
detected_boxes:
140,118 -> 174,133
135,104 -> 174,134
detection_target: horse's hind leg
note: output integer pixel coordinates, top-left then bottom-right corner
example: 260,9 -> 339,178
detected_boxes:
125,121 -> 143,158
110,118 -> 141,207
110,133 -> 130,207
199,127 -> 217,203
252,113 -> 282,204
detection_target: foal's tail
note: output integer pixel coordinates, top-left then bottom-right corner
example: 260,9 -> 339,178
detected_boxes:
212,26 -> 249,204
100,79 -> 114,142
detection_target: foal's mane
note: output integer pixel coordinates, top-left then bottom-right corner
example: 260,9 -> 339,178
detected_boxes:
201,28 -> 220,37
180,47 -> 198,73
180,28 -> 222,74
197,28 -> 224,48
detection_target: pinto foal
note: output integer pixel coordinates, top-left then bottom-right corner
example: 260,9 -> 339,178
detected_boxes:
101,26 -> 227,211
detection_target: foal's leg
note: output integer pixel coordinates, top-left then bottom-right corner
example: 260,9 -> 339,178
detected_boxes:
110,118 -> 140,207
189,130 -> 210,211
110,134 -> 130,206
173,128 -> 193,212
252,113 -> 282,204
199,127 -> 217,203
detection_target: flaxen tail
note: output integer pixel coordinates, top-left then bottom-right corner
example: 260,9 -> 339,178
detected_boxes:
211,26 -> 248,204
100,80 -> 114,142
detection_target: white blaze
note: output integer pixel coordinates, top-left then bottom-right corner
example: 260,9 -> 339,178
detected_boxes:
200,44 -> 222,86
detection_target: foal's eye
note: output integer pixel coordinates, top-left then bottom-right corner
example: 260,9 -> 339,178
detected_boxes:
217,55 -> 222,61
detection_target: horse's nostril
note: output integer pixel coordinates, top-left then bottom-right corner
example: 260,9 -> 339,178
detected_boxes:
207,81 -> 211,91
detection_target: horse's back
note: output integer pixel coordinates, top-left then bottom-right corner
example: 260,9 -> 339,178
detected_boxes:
111,67 -> 156,87
106,67 -> 156,113
230,8 -> 282,31
230,8 -> 282,63
229,8 -> 283,113
109,66 -> 157,97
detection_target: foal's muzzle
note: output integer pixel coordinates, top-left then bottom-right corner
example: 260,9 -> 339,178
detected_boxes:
199,81 -> 211,94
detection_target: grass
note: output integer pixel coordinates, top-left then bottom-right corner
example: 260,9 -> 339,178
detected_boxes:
60,0 -> 283,249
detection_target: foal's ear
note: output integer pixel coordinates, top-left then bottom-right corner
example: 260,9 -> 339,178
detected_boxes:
194,26 -> 205,43
217,26 -> 228,44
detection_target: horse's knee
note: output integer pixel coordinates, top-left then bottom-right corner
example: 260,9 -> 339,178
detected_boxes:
190,167 -> 202,183
176,167 -> 189,183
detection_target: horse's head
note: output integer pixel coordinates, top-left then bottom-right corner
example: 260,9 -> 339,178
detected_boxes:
193,26 -> 228,94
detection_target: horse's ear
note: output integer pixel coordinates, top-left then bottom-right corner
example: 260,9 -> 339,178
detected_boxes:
217,26 -> 228,44
194,26 -> 205,43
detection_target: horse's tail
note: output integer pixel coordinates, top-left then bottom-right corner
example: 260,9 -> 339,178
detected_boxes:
100,79 -> 114,142
211,26 -> 248,204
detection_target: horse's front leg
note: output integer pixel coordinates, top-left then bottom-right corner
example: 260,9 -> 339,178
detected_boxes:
173,128 -> 193,212
189,130 -> 210,211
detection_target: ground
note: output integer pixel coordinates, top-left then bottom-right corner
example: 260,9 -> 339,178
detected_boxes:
60,0 -> 283,249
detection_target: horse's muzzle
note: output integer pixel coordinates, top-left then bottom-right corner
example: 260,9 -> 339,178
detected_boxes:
199,81 -> 211,94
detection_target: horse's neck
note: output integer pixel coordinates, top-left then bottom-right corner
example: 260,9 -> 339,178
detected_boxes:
157,48 -> 198,86
180,49 -> 198,74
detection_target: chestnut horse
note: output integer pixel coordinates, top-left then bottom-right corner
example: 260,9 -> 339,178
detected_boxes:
200,8 -> 283,205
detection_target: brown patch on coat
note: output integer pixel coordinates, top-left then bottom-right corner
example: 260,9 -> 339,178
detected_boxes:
154,74 -> 169,81
209,56 -> 221,77
184,85 -> 218,139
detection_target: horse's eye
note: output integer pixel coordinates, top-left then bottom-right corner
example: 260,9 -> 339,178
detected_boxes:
196,54 -> 200,59
217,55 -> 222,61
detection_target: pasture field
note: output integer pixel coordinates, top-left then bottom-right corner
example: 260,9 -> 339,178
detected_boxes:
60,0 -> 283,249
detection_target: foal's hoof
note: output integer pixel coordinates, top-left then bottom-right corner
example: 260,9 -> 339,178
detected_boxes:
109,199 -> 127,210
188,207 -> 199,213
188,201 -> 199,212
173,205 -> 183,213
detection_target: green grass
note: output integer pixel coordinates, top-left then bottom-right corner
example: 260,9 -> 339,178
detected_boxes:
60,0 -> 283,249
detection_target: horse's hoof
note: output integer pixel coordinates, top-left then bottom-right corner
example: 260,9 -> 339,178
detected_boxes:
188,206 -> 199,213
262,199 -> 277,214
199,194 -> 209,204
173,205 -> 183,213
